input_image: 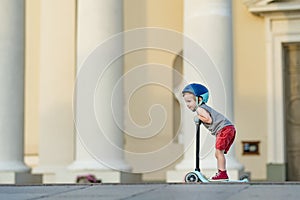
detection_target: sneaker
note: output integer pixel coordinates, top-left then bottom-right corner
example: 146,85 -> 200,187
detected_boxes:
210,169 -> 229,181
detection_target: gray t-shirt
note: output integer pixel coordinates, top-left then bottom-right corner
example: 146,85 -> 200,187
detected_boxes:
199,104 -> 233,136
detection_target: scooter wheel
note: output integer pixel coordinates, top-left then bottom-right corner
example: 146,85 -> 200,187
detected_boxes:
184,172 -> 200,183
239,174 -> 250,181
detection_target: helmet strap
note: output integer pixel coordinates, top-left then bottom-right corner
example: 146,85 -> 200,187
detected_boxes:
197,97 -> 203,106
193,97 -> 203,112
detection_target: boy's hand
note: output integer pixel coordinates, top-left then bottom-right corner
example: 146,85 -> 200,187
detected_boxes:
196,107 -> 212,124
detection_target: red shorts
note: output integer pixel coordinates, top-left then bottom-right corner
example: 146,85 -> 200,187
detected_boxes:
215,125 -> 236,154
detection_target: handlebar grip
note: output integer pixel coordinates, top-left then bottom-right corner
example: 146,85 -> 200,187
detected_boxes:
194,116 -> 202,125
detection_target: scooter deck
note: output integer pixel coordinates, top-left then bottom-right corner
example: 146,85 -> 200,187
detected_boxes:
185,171 -> 249,183
209,179 -> 249,183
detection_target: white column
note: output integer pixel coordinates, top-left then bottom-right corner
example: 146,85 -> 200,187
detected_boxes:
32,0 -> 76,183
69,0 -> 132,182
168,0 -> 243,182
0,0 -> 29,173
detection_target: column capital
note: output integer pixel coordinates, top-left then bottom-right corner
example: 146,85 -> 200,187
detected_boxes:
244,0 -> 300,14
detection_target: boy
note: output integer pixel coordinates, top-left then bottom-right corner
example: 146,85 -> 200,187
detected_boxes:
182,83 -> 236,181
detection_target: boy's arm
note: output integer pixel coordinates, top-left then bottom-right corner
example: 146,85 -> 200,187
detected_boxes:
196,107 -> 212,124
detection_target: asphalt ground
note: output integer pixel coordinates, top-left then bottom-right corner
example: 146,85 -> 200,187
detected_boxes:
0,182 -> 299,200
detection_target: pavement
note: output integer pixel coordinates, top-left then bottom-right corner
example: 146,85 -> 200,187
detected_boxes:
0,182 -> 299,200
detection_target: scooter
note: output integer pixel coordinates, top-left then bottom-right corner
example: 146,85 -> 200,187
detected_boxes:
184,117 -> 249,183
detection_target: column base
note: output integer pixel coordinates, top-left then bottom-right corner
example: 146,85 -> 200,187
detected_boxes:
0,161 -> 30,172
65,170 -> 142,184
267,163 -> 286,181
0,171 -> 42,184
67,160 -> 140,183
45,170 -> 142,184
168,149 -> 245,182
33,164 -> 141,183
166,170 -> 188,182
68,159 -> 131,172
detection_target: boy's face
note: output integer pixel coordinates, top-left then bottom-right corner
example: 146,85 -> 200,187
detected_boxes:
183,93 -> 197,112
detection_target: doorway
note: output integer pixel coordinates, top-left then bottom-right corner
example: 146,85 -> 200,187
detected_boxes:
283,43 -> 300,181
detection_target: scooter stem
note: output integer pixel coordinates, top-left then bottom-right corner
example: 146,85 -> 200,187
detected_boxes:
194,116 -> 201,172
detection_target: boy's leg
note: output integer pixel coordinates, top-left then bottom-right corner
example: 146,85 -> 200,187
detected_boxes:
215,149 -> 226,171
210,149 -> 228,181
210,126 -> 236,181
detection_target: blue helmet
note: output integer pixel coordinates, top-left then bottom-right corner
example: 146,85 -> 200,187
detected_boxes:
182,83 -> 209,103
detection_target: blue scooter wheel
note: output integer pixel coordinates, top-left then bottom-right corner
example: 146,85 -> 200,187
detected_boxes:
184,172 -> 200,183
239,174 -> 250,182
